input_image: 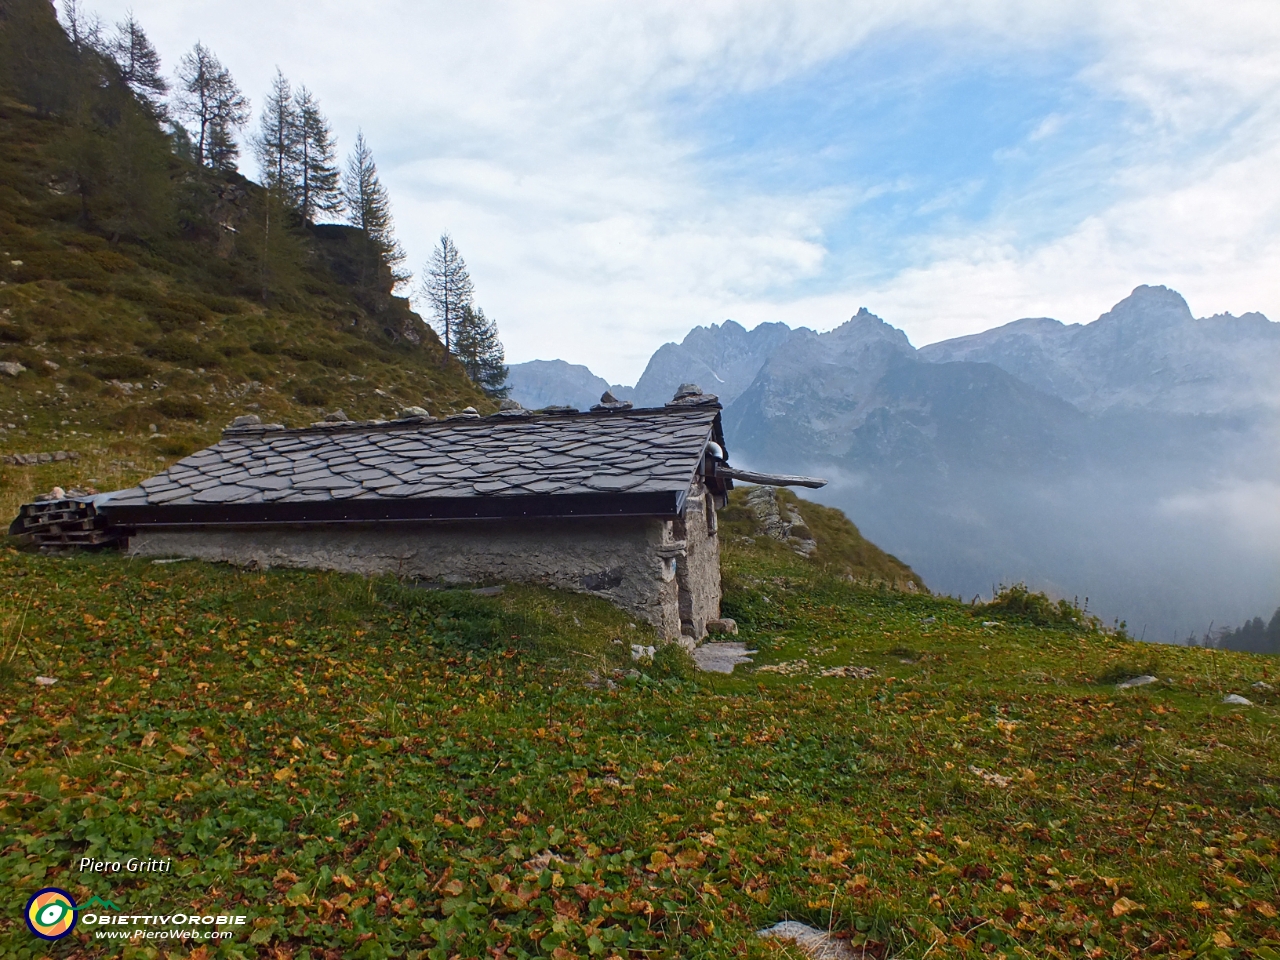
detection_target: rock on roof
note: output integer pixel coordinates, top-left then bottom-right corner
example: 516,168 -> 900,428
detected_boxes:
103,405 -> 727,524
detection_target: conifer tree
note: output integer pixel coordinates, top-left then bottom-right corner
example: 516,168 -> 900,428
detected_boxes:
453,305 -> 510,397
342,131 -> 407,284
252,69 -> 300,198
421,234 -> 473,359
174,42 -> 249,170
294,86 -> 341,223
107,12 -> 167,114
60,0 -> 104,55
250,74 -> 339,223
4,0 -> 81,115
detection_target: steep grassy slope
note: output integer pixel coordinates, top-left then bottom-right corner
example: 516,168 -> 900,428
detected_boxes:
0,1 -> 489,518
720,485 -> 925,591
1,520 -> 1275,958
0,98 -> 487,428
0,96 -> 488,518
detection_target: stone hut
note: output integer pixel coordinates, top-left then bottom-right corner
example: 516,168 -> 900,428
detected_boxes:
61,387 -> 800,642
11,386 -> 824,642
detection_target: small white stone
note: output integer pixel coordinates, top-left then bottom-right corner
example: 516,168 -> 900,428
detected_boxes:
1222,694 -> 1253,706
1117,675 -> 1158,689
757,921 -> 856,959
35,676 -> 58,686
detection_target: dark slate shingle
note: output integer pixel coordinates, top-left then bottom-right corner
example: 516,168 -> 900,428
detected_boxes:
105,407 -> 721,509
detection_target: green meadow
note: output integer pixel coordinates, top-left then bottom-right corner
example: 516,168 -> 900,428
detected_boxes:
1,493 -> 1277,959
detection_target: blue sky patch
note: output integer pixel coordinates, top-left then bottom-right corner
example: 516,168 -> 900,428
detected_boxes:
667,30 -> 1139,295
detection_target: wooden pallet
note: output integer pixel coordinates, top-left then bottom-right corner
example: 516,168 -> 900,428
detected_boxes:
12,499 -> 121,548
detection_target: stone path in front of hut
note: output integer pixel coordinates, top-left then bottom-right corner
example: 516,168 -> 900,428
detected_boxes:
693,642 -> 756,673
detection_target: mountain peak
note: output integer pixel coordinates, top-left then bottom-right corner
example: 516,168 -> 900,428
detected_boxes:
707,318 -> 747,336
828,308 -> 913,351
1095,285 -> 1193,329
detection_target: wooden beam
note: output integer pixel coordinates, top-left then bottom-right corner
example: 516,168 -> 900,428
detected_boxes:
715,465 -> 827,489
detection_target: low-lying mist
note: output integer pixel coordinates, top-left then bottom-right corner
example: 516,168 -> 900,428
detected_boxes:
802,456 -> 1280,644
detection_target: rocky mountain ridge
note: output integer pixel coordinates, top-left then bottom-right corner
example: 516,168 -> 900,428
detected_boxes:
510,285 -> 1279,420
919,285 -> 1280,415
504,359 -> 634,412
505,286 -> 1280,639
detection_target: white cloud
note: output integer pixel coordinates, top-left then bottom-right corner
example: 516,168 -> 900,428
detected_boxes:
860,125 -> 1280,346
1028,113 -> 1064,141
80,0 -> 1280,382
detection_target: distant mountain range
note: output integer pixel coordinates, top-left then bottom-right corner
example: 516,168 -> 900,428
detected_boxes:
918,285 -> 1279,415
504,360 -> 633,412
505,320 -> 792,411
507,286 -> 1280,640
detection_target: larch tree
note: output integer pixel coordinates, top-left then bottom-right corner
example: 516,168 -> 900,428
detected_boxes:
421,234 -> 473,361
294,86 -> 341,223
173,42 -> 249,170
107,12 -> 167,115
60,0 -> 104,55
453,305 -> 510,397
252,68 -> 300,198
342,131 -> 407,285
40,0 -> 174,238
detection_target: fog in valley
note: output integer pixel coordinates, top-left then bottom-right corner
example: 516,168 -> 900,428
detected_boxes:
511,285 -> 1280,644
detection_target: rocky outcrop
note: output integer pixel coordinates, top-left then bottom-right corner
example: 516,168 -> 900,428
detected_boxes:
745,485 -> 817,557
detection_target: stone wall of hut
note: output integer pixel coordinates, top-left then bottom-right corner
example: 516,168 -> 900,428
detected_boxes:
127,504 -> 722,642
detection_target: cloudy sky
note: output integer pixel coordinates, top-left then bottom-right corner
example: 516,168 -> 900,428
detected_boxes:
81,0 -> 1280,384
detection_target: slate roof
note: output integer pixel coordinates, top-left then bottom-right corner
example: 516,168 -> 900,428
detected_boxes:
101,404 -> 727,526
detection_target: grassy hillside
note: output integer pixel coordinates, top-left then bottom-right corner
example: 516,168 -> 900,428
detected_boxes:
2,9 -> 1277,959
0,1 -> 489,520
720,486 -> 925,592
1,520 -> 1276,958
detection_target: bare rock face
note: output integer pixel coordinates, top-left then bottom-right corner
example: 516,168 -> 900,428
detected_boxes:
745,486 -> 817,557
631,319 -> 794,409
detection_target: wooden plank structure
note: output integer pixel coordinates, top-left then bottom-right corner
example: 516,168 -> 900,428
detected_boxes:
9,498 -> 119,548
